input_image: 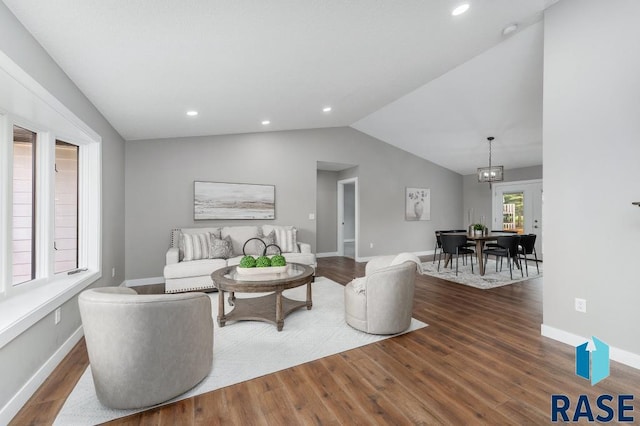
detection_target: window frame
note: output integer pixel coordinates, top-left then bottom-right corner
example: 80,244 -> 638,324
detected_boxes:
0,51 -> 102,349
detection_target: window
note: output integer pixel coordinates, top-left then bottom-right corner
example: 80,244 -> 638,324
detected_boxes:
54,141 -> 79,273
1,115 -> 101,300
12,126 -> 37,285
8,128 -> 85,288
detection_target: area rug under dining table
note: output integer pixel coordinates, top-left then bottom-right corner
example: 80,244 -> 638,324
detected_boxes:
54,277 -> 427,425
421,257 -> 542,289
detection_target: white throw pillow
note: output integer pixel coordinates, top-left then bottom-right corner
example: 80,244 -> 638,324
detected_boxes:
262,225 -> 299,253
182,233 -> 211,261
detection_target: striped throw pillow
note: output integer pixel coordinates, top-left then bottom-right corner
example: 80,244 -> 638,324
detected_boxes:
272,227 -> 299,253
182,233 -> 211,261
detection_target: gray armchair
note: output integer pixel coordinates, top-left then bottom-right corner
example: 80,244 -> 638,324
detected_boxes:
344,257 -> 417,335
78,287 -> 213,409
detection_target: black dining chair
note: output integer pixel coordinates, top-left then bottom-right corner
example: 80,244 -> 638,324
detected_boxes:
438,234 -> 474,276
518,234 -> 540,276
483,235 -> 522,280
448,229 -> 475,258
432,230 -> 447,264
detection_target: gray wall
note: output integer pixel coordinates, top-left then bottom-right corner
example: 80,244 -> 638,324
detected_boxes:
0,2 -> 125,415
462,165 -> 542,227
543,0 -> 640,355
125,127 -> 463,278
316,170 -> 338,253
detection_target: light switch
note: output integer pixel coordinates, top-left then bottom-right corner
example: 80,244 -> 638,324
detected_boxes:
308,213 -> 315,220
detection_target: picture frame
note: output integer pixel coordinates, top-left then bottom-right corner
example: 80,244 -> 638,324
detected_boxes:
194,181 -> 275,220
405,187 -> 430,221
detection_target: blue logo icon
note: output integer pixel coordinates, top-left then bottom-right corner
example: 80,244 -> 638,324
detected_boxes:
576,336 -> 610,385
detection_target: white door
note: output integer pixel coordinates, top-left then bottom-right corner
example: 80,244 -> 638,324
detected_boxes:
492,180 -> 543,258
337,178 -> 358,258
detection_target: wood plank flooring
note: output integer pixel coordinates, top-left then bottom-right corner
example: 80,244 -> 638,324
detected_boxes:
10,256 -> 640,425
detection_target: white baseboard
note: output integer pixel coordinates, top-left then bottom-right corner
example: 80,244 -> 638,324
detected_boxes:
0,325 -> 84,425
316,252 -> 339,258
124,276 -> 165,287
541,324 -> 640,370
357,250 -> 435,263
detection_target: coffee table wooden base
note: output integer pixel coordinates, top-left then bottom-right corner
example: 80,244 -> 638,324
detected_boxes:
217,286 -> 312,332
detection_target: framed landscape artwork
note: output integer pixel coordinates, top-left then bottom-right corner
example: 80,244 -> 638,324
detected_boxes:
405,187 -> 430,221
194,181 -> 275,220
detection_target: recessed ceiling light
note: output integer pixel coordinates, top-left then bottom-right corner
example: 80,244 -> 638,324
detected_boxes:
502,24 -> 518,36
186,110 -> 198,116
323,106 -> 332,113
451,3 -> 470,16
261,120 -> 270,125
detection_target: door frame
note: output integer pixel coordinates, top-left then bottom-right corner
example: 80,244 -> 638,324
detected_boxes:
337,177 -> 358,257
491,178 -> 543,256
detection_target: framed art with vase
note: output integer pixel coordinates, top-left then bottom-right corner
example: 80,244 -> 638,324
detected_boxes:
405,187 -> 430,221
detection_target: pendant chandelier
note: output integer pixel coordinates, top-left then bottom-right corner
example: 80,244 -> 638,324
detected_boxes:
477,136 -> 504,184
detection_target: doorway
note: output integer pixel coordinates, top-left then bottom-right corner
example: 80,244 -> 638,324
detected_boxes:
337,178 -> 358,258
492,179 -> 543,258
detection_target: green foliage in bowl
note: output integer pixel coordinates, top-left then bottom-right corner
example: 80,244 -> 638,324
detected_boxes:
270,255 -> 286,267
239,255 -> 256,268
255,256 -> 272,267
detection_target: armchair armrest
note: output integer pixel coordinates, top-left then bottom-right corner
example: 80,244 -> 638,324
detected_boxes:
166,247 -> 180,265
297,242 -> 312,254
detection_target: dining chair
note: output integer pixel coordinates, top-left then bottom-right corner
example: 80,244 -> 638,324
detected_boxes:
438,234 -> 474,276
483,235 -> 522,280
518,234 -> 539,276
447,229 -> 475,260
432,230 -> 447,264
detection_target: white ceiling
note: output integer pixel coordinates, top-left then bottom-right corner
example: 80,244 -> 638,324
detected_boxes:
3,0 -> 554,174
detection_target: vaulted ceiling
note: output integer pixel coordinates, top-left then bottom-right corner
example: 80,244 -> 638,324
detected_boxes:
3,0 -> 555,174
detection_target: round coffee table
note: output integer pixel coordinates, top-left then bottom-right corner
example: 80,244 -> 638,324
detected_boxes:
211,263 -> 314,331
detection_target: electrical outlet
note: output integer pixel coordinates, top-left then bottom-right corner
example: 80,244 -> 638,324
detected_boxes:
575,298 -> 587,313
112,267 -> 116,278
308,213 -> 315,220
369,243 -> 374,248
54,308 -> 61,325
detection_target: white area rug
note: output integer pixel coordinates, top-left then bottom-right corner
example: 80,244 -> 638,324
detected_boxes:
422,257 -> 542,289
54,277 -> 427,425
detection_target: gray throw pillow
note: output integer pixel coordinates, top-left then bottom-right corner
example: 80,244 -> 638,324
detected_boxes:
262,230 -> 280,255
210,235 -> 234,259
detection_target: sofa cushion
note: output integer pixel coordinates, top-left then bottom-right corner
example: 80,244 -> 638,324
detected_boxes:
210,235 -> 234,259
181,227 -> 221,237
182,233 -> 211,261
226,252 -> 315,267
221,226 -> 260,256
242,237 -> 266,257
281,252 -> 315,265
164,258 -> 227,279
262,225 -> 300,253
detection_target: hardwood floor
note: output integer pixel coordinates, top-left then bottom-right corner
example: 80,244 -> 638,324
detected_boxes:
11,257 -> 640,425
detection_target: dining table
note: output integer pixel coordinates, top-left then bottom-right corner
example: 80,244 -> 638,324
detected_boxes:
443,232 -> 510,276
